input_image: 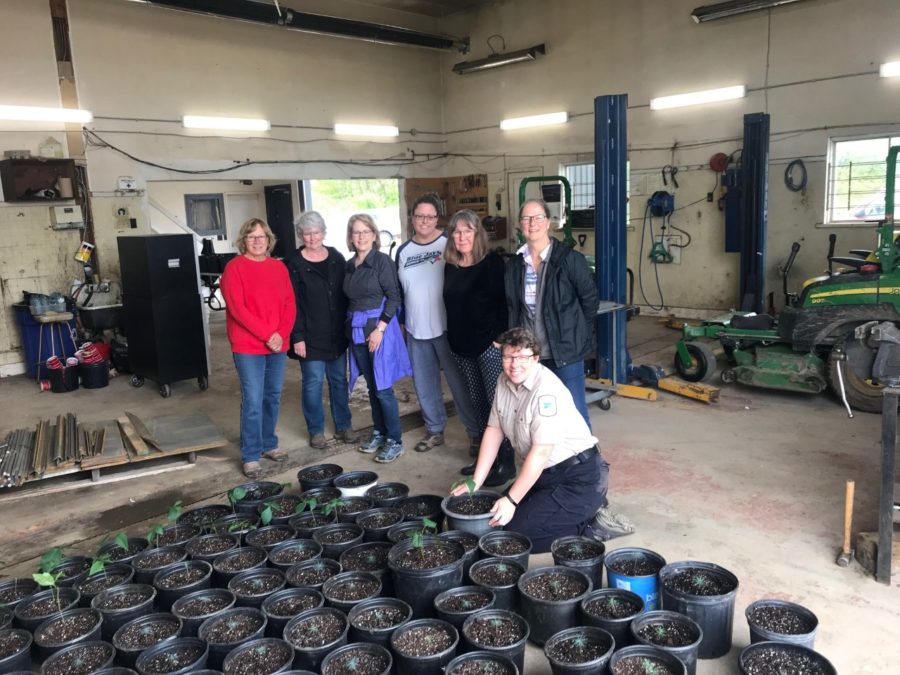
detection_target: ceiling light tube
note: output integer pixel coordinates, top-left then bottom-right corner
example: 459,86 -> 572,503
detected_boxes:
650,85 -> 747,110
453,44 -> 546,75
880,61 -> 900,78
334,124 -> 400,137
500,111 -> 568,130
691,0 -> 810,23
182,115 -> 270,131
0,105 -> 93,124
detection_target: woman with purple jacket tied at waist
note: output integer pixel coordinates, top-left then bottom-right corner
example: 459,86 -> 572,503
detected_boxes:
344,213 -> 412,464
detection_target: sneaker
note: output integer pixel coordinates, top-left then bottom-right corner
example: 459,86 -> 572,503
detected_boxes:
591,506 -> 636,537
309,433 -> 327,450
335,428 -> 360,444
414,432 -> 444,453
374,439 -> 404,463
261,449 -> 287,461
242,461 -> 261,478
359,432 -> 385,454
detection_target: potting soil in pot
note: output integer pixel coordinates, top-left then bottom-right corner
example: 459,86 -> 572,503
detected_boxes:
43,643 -> 114,675
322,647 -> 390,675
636,620 -> 697,648
224,639 -> 293,675
116,615 -> 180,650
78,569 -> 133,597
582,593 -> 642,620
261,496 -> 302,519
545,632 -> 610,663
270,541 -> 321,566
741,645 -> 831,675
35,609 -> 100,645
481,538 -> 528,557
326,577 -> 380,602
446,495 -> 495,516
266,592 -> 322,617
341,545 -> 390,572
470,562 -> 522,587
446,655 -> 516,675
664,569 -> 733,596
289,561 -> 340,586
465,616 -> 524,647
175,593 -> 233,618
215,548 -> 268,573
204,611 -> 265,642
156,566 -> 208,589
436,591 -> 492,614
94,587 -> 153,611
392,622 -> 455,655
247,526 -> 294,547
286,612 -> 345,647
140,641 -> 206,672
0,630 -> 29,659
612,654 -> 680,675
747,604 -> 815,635
187,535 -> 237,558
392,545 -> 459,569
352,605 -> 408,630
520,572 -> 587,601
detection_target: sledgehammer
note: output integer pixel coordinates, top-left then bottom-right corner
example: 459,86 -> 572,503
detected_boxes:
837,480 -> 855,567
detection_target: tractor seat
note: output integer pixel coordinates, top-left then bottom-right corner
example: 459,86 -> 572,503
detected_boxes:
849,249 -> 872,257
829,256 -> 872,271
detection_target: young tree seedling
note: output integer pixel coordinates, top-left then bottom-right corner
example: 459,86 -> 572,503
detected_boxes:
38,547 -> 64,574
293,497 -> 318,515
228,486 -> 248,512
409,517 -> 437,549
32,570 -> 65,613
167,500 -> 183,523
259,505 -> 273,526
450,478 -> 477,510
322,498 -> 347,517
146,524 -> 165,546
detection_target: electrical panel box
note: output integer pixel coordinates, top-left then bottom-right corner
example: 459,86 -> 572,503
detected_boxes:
50,205 -> 83,229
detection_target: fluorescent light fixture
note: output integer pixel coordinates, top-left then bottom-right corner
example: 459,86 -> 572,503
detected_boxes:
182,115 -> 270,131
334,123 -> 400,137
453,44 -> 546,75
0,105 -> 92,124
691,0 -> 810,23
880,61 -> 900,78
650,85 -> 746,110
500,111 -> 568,131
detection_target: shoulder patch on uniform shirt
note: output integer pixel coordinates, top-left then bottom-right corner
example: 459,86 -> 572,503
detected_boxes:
538,395 -> 557,417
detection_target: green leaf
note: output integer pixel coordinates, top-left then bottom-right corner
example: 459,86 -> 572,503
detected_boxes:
89,559 -> 106,576
422,517 -> 437,532
410,531 -> 423,549
280,482 -> 292,491
38,547 -> 64,574
260,506 -> 273,526
33,572 -> 57,588
114,532 -> 129,550
146,524 -> 165,543
451,478 -> 476,494
229,487 -> 248,504
167,501 -> 183,523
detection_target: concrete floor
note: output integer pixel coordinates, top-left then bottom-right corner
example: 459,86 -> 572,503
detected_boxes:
1,312 -> 898,673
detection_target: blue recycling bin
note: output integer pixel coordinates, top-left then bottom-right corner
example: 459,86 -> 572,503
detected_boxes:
13,304 -> 78,379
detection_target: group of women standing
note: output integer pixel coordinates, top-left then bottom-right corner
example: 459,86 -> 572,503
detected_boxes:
220,198 -> 598,481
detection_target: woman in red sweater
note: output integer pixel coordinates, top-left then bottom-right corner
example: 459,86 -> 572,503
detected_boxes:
221,218 -> 296,477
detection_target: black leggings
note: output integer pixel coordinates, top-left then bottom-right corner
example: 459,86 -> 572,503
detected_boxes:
452,344 -> 503,435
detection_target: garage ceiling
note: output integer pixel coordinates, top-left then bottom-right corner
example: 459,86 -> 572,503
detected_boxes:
355,0 -> 495,17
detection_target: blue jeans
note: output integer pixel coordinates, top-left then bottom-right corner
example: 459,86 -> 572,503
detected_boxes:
233,351 -> 287,463
299,354 -> 353,436
544,359 -> 592,431
351,343 -> 402,441
406,333 -> 480,438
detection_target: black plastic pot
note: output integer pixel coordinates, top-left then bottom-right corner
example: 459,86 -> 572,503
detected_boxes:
434,586 -> 495,629
262,588 -> 325,638
391,618 -> 458,675
245,524 -> 297,551
230,481 -> 285,515
176,504 -> 232,532
551,536 -> 605,589
15,587 -> 81,632
544,626 -> 615,675
298,487 -> 342,505
397,495 -> 444,529
297,463 -> 344,491
388,537 -> 465,618
444,651 -> 519,675
185,533 -> 239,563
148,524 -> 201,549
96,669 -> 140,674
738,641 -> 836,675
604,547 -> 666,612
517,566 -> 592,646
0,578 -> 39,609
320,642 -> 391,675
211,546 -> 269,586
259,495 -> 306,527
461,609 -> 529,674
131,546 -> 188,585
34,607 -> 103,660
286,558 -> 342,592
283,607 -> 348,672
111,612 -> 182,668
631,610 -> 703,675
268,539 -> 323,571
659,560 -> 739,659
355,508 -> 404,542
438,531 -> 480,583
76,564 -> 135,607
322,571 -> 381,613
135,637 -> 208,675
468,558 -> 525,613
229,568 -> 287,609
40,640 -> 116,675
0,629 -> 32,673
579,588 -> 644,649
97,538 -> 150,566
288,511 -> 338,540
171,588 -> 236,637
477,531 -> 532,570
608,645 -> 687,675
91,584 -> 157,641
211,514 -> 261,545
334,498 -> 375,525
347,597 -> 412,648
440,491 -> 500,537
386,521 -> 429,544
152,560 -> 213,609
365,482 -> 410,508
313,524 -> 364,560
745,598 -> 818,649
50,556 -> 94,588
0,608 -> 12,631
333,471 -> 378,498
198,606 -> 267,670
339,542 -> 393,597
222,637 -> 294,675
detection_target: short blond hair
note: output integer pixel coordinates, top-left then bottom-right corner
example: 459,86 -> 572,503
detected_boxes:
346,213 -> 380,253
235,218 -> 276,255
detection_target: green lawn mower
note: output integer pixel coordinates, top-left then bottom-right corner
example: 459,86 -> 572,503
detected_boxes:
674,146 -> 900,413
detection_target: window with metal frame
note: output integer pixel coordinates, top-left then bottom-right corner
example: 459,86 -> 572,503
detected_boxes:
563,162 -> 595,210
184,193 -> 226,236
825,135 -> 900,224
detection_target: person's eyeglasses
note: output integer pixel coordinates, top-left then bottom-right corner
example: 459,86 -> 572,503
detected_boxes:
413,214 -> 438,222
246,235 -> 267,242
519,215 -> 548,226
453,228 -> 475,237
351,230 -> 373,237
501,352 -> 535,364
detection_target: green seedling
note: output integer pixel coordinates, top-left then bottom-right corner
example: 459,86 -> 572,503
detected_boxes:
227,519 -> 256,533
146,524 -> 166,545
38,547 -> 64,574
652,624 -> 667,642
346,656 -> 360,671
259,505 -> 273,526
114,532 -> 129,551
641,658 -> 660,675
604,596 -> 620,612
322,498 -> 347,517
167,500 -> 183,523
570,635 -> 588,650
450,478 -> 477,508
228,486 -> 248,510
489,618 -> 503,629
294,497 -> 318,514
409,517 -> 438,549
32,570 -> 65,612
691,573 -> 710,591
89,552 -> 112,577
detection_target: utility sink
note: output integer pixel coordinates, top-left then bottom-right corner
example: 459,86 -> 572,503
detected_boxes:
78,304 -> 123,331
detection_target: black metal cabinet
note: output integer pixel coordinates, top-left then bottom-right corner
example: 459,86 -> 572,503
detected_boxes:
118,234 -> 208,397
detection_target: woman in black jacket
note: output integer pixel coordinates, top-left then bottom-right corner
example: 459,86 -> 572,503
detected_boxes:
285,211 -> 359,449
505,199 -> 599,428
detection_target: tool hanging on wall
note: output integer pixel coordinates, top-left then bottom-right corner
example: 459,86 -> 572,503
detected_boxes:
648,191 -> 675,263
